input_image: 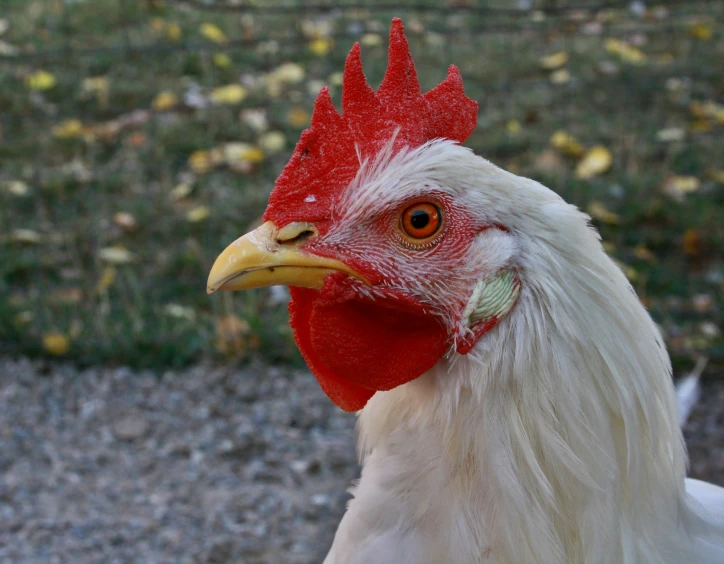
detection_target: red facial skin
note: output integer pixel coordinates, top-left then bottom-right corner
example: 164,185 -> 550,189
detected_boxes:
285,195 -> 493,412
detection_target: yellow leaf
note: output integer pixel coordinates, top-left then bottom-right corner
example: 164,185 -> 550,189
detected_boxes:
150,17 -> 166,33
210,84 -> 247,105
707,169 -> 724,184
26,70 -> 56,90
575,146 -> 612,179
540,51 -> 568,70
43,333 -> 70,356
269,62 -> 305,84
662,175 -> 700,201
506,120 -> 521,134
634,245 -> 656,262
163,303 -> 196,321
550,69 -> 570,84
613,259 -> 638,282
96,266 -> 116,294
605,38 -> 647,64
113,211 -> 136,231
587,201 -> 620,224
200,22 -> 227,44
215,314 -> 251,356
99,246 -> 134,264
186,206 -> 210,222
10,229 -> 41,244
52,119 -> 84,139
152,90 -> 178,111
287,106 -> 310,128
361,33 -> 382,47
189,150 -> 213,174
170,182 -> 193,201
213,52 -> 232,69
258,131 -> 286,154
550,130 -> 584,158
309,37 -> 333,56
5,180 -> 29,196
166,22 -> 182,41
689,23 -> 712,40
223,142 -> 264,164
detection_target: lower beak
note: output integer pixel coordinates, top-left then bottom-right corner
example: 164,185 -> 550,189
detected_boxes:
207,221 -> 368,294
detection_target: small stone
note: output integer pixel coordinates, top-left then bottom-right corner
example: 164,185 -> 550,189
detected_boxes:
112,415 -> 149,441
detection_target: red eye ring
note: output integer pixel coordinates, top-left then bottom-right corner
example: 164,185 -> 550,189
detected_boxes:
400,202 -> 442,241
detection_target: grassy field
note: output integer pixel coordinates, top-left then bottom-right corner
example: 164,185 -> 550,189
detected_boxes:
0,0 -> 722,374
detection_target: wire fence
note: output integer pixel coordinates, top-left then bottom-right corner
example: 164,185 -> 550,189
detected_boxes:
0,0 -> 722,370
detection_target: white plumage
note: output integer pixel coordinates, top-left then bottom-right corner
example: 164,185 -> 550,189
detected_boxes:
322,140 -> 724,563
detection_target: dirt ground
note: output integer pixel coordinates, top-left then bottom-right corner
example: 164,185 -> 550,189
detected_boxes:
0,357 -> 721,563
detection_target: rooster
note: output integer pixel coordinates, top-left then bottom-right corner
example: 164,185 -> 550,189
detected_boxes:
207,19 -> 724,564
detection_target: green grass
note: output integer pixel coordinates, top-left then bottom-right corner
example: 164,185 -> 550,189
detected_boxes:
0,0 -> 722,373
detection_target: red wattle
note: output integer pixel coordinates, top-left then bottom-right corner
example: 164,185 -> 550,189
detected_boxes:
289,286 -> 449,412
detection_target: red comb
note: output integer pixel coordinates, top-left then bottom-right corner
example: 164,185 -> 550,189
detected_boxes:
263,18 -> 478,232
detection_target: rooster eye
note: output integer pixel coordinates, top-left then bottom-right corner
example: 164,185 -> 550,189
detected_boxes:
400,203 -> 442,241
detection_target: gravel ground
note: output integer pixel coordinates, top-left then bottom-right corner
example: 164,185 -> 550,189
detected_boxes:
0,357 -> 721,564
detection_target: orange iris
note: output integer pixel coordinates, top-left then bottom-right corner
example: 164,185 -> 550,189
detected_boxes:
400,202 -> 442,241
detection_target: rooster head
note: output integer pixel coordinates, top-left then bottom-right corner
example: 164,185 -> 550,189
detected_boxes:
207,19 -> 521,411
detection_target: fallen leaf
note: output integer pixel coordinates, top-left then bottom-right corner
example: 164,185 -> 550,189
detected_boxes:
152,91 -> 178,111
223,143 -> 264,165
200,22 -> 227,44
210,84 -> 247,105
662,175 -> 700,201
163,303 -> 196,321
361,33 -> 383,47
550,69 -> 571,84
258,131 -> 286,153
9,229 -> 41,244
682,228 -> 703,257
689,23 -> 712,40
240,108 -> 268,132
634,244 -> 656,262
656,127 -> 685,142
96,266 -> 116,294
43,333 -> 70,356
5,180 -> 29,196
128,132 -> 146,147
576,146 -> 612,179
99,246 -> 134,264
50,287 -> 83,305
186,206 -> 210,223
113,212 -> 137,231
52,119 -> 84,139
309,37 -> 333,56
188,150 -> 213,174
540,51 -> 568,69
550,130 -> 585,157
269,62 -> 305,84
707,169 -> 724,184
26,70 -> 56,90
506,120 -> 521,134
605,38 -> 647,64
213,52 -> 232,69
287,107 -> 310,128
166,22 -> 182,41
587,200 -> 620,224
170,182 -> 193,201
215,314 -> 251,356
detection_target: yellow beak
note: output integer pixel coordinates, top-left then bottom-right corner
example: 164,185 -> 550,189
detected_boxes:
207,221 -> 369,294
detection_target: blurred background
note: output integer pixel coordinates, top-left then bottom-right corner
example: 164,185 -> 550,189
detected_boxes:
0,0 -> 722,562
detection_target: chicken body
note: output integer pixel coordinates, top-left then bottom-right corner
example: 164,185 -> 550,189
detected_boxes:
320,141 -> 724,563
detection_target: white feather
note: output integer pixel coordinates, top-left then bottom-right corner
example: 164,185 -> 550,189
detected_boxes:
322,140 -> 724,563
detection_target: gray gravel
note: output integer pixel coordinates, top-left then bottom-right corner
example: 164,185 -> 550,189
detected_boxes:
0,357 -> 721,563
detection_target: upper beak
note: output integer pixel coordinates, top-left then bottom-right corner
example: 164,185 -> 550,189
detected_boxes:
207,221 -> 369,294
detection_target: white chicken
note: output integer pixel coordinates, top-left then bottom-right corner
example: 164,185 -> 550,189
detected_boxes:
207,18 -> 724,563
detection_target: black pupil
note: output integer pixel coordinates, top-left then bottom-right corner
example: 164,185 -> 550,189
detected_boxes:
410,210 -> 430,229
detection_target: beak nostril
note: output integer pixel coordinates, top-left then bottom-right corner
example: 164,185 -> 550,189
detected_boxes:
275,222 -> 318,246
